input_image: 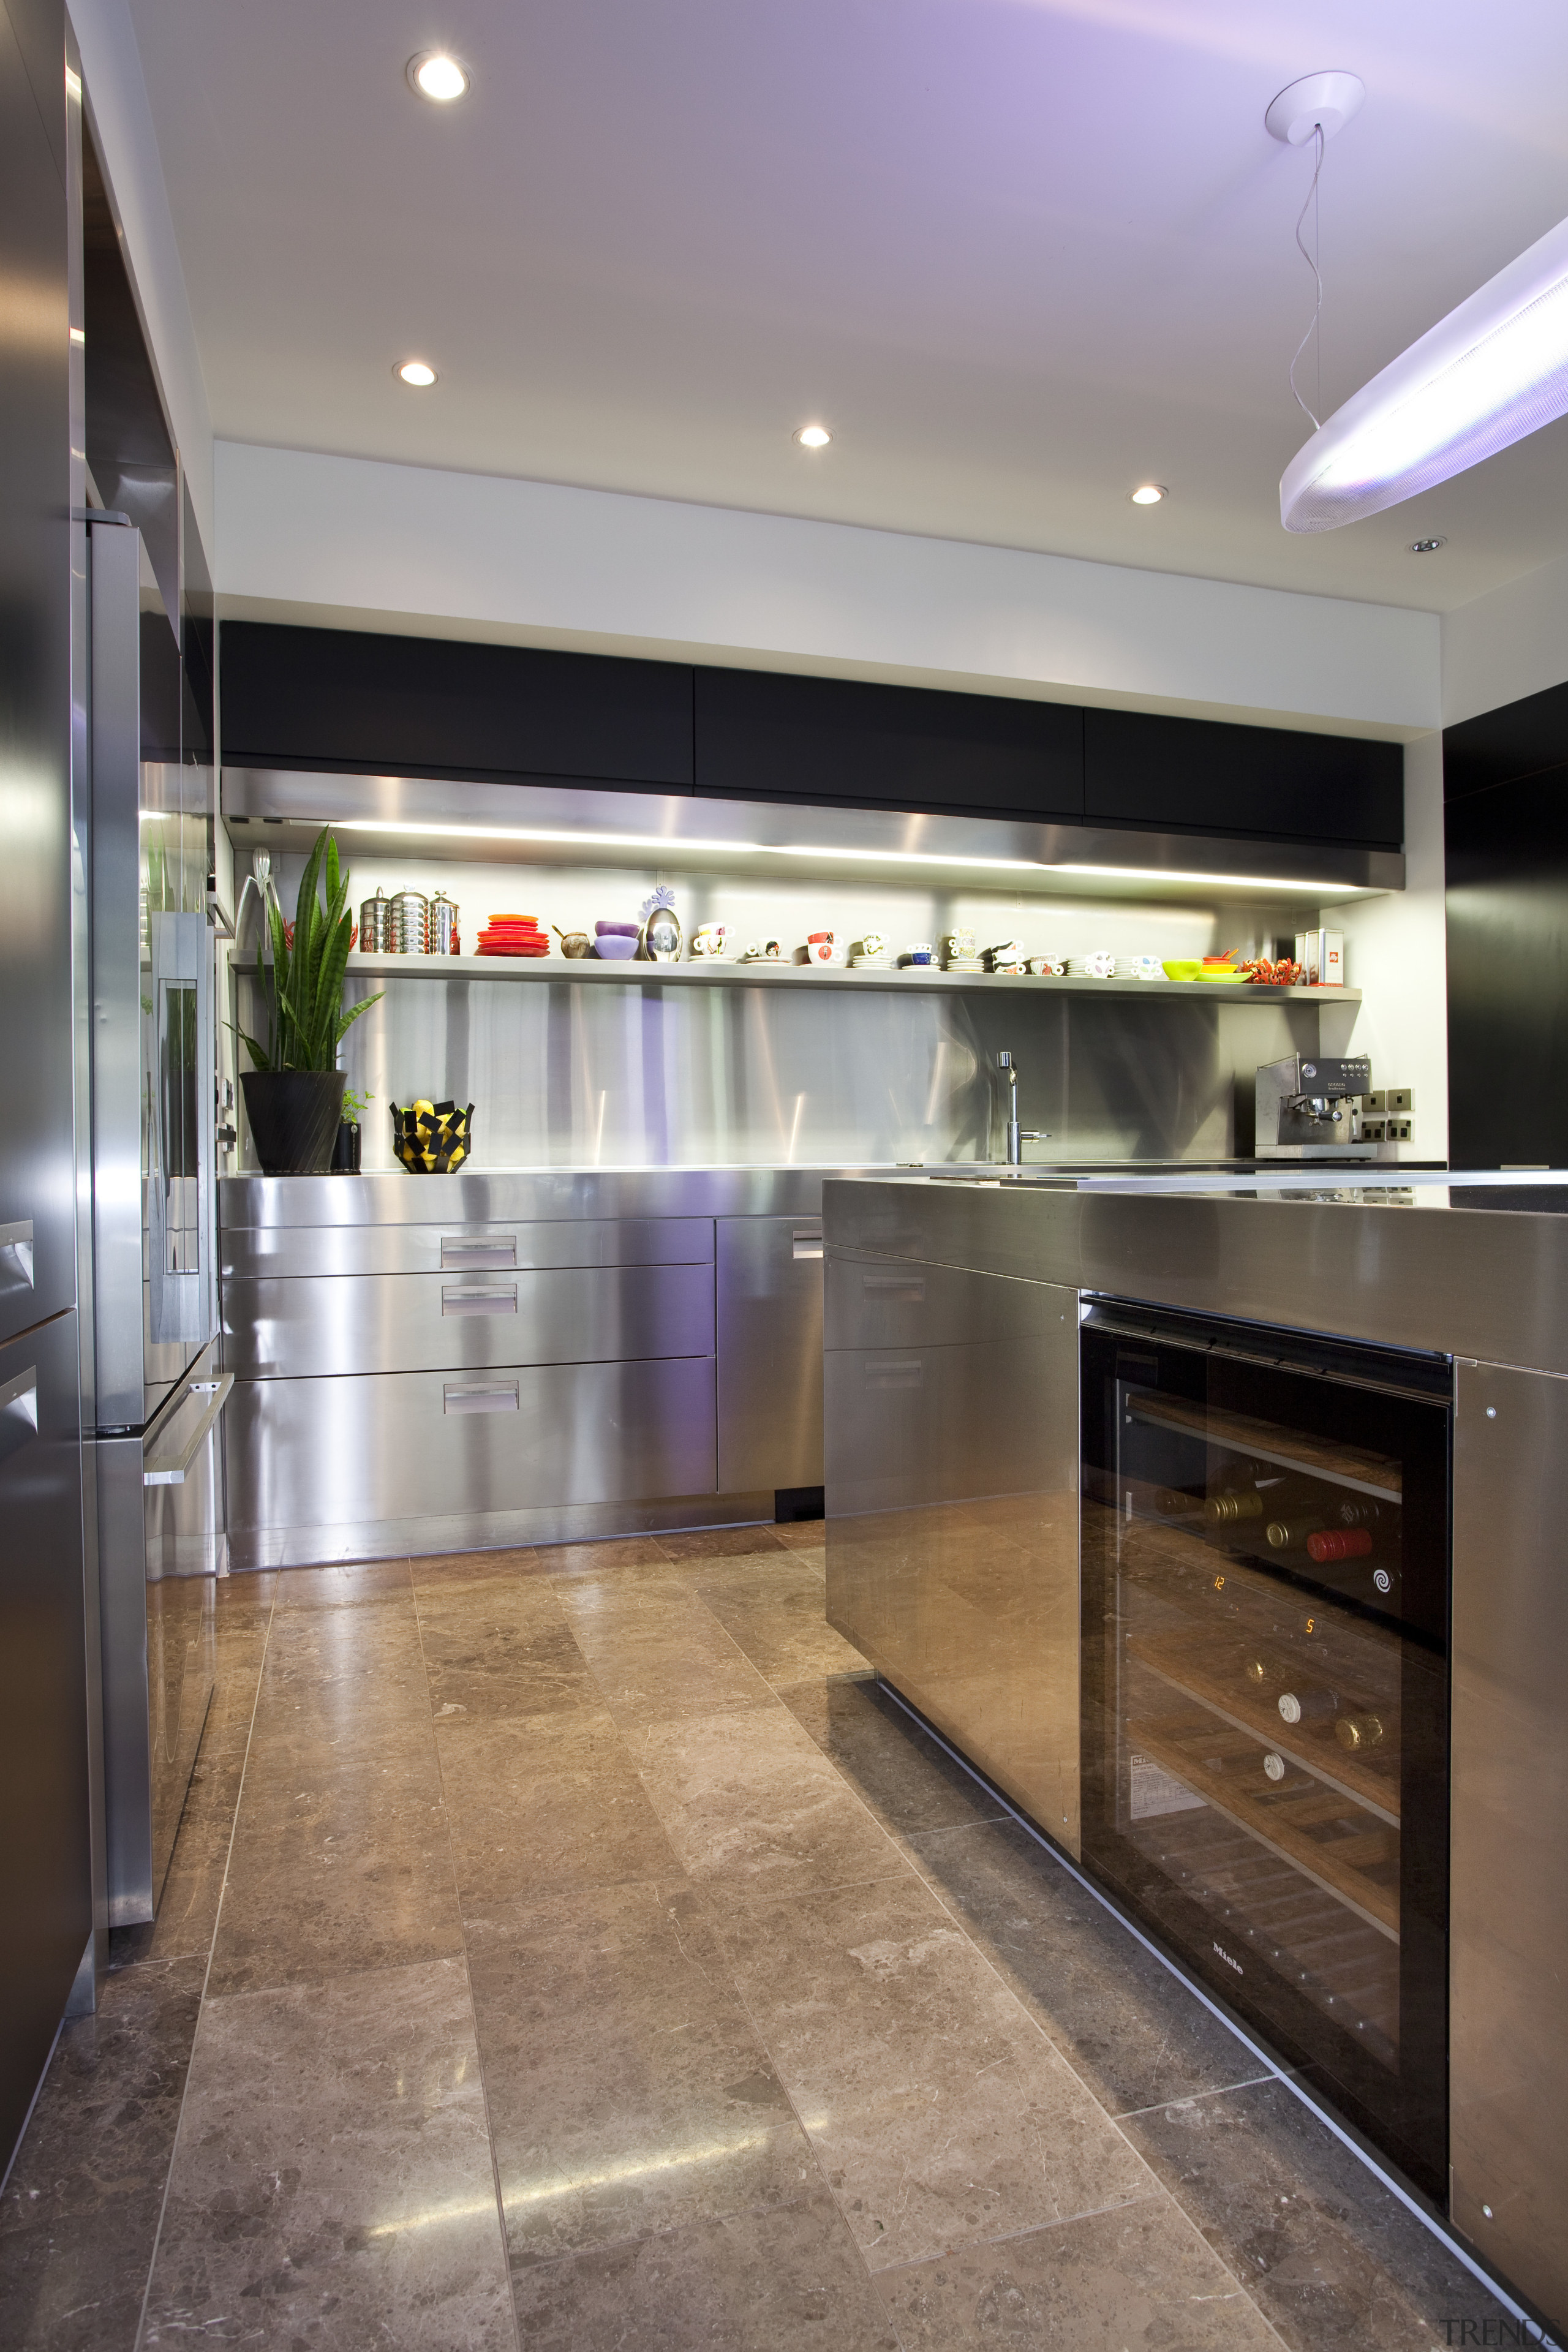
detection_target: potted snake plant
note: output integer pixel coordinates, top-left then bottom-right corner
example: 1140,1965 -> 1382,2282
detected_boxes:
236,828 -> 382,1174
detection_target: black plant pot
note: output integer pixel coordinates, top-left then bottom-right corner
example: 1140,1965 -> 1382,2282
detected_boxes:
242,1070 -> 347,1175
331,1120 -> 363,1173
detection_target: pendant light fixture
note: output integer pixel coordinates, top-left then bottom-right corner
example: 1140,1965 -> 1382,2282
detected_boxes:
1268,70 -> 1568,532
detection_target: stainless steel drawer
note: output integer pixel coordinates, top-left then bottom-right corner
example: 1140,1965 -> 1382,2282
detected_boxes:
222,1262 -> 715,1378
825,1248 -> 1062,1352
219,1216 -> 715,1281
224,1356 -> 717,1531
716,1216 -> 824,1493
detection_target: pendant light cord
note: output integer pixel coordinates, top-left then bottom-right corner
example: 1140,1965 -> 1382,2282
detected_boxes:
1289,123 -> 1325,429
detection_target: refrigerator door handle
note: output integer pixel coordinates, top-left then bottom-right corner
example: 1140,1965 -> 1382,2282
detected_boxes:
0,1365 -> 39,1473
143,1373 -> 234,1486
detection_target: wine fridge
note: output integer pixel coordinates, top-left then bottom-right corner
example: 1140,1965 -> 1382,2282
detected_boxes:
1080,1300 -> 1451,2199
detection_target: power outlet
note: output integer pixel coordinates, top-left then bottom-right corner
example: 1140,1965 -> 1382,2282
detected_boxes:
1386,1087 -> 1414,1115
1361,1117 -> 1386,1142
1387,1117 -> 1413,1143
1361,1090 -> 1387,1113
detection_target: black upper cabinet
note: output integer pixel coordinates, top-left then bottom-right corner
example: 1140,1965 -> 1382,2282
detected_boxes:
1442,677 -> 1568,804
1085,707 -> 1404,849
695,666 -> 1085,821
221,622 -> 694,790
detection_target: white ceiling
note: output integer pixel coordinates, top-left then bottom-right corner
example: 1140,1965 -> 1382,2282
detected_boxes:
129,0 -> 1568,615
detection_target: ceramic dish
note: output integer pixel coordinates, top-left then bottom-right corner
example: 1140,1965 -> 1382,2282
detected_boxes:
1161,959 -> 1203,981
594,935 -> 639,960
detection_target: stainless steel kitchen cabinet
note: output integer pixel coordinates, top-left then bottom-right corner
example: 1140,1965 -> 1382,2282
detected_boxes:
717,1214 -> 824,1494
221,1215 -> 715,1281
824,1247 -> 1081,1852
1450,1358 -> 1568,2330
223,1263 -> 714,1379
225,1356 -> 717,1563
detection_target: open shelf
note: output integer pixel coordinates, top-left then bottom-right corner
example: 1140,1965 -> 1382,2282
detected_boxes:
1128,1392 -> 1403,1501
234,952 -> 1361,1004
1128,1710 -> 1400,1940
1128,1627 -> 1400,1825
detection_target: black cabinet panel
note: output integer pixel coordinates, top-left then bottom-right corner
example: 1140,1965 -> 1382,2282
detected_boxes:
1443,677 -> 1568,803
1446,769 -> 1568,1168
1085,708 -> 1403,849
221,622 -> 693,789
695,666 -> 1084,821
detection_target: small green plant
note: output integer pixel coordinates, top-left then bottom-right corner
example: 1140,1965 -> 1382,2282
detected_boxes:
341,1085 -> 373,1125
236,828 -> 383,1072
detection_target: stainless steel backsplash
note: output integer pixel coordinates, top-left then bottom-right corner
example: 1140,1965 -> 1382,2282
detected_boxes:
251,971 -> 1322,1170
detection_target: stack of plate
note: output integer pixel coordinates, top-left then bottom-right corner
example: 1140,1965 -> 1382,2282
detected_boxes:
1117,956 -> 1166,980
849,949 -> 891,968
943,955 -> 985,973
1067,952 -> 1116,979
477,914 -> 549,957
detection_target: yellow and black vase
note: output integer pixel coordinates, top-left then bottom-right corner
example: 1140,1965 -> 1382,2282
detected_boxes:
390,1099 -> 474,1173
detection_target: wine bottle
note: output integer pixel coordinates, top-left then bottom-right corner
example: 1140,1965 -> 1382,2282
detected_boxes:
1262,1751 -> 1287,1782
1266,1516 -> 1327,1550
1307,1527 -> 1373,1564
1153,1487 -> 1199,1517
1205,1490 -> 1264,1525
1335,1711 -> 1388,1752
1276,1679 -> 1340,1725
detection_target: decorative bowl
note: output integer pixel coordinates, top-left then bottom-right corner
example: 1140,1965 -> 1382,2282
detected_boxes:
594,935 -> 639,960
1161,959 -> 1203,982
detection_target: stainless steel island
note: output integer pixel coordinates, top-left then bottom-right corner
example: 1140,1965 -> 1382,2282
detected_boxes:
218,1164 -> 884,1567
821,1170 -> 1568,2341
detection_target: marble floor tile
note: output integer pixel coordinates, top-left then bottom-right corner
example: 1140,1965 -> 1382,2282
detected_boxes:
695,1568 -> 866,1687
1121,2077 -> 1517,2351
718,1874 -> 1154,2271
875,2192 -> 1282,2351
632,1708 -> 912,1904
271,1554 -> 413,1608
412,1546 -> 529,1586
109,1814 -> 233,1971
416,1577 -> 599,1719
208,1740 -> 462,1996
141,1956 -> 514,2351
656,1525 -> 788,1562
467,1878 -> 818,2260
777,1676 -> 1009,1840
197,1626 -> 271,1754
774,1520 -> 827,1553
248,1597 -> 435,1760
1,1954 -> 206,2234
0,1955 -> 208,2351
557,1583 -> 782,1730
527,1536 -> 681,1581
437,1708 -> 683,1905
906,1817 -> 1272,2116
0,2188 -> 165,2352
508,2190 -> 899,2352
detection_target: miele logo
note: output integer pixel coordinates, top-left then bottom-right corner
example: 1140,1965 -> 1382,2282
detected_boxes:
1212,1940 -> 1244,1977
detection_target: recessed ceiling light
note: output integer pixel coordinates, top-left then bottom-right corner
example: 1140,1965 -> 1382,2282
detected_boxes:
407,51 -> 469,102
793,424 -> 832,450
396,359 -> 437,386
1129,483 -> 1166,505
1409,535 -> 1447,554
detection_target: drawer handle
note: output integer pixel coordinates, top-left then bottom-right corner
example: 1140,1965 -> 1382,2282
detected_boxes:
0,1366 -> 38,1472
144,1374 -> 234,1487
442,1283 -> 519,1315
0,1219 -> 34,1295
793,1229 -> 823,1259
443,1380 -> 520,1415
440,1234 -> 518,1270
862,1274 -> 925,1301
865,1359 -> 922,1389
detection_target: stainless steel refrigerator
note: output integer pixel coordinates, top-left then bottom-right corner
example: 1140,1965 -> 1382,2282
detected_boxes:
86,515 -> 230,1942
1,0 -> 92,2174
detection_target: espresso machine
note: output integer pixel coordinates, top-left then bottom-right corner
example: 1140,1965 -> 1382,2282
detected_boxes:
1256,1054 -> 1379,1158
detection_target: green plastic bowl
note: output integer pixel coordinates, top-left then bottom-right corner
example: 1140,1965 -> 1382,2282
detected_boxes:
1161,959 -> 1202,982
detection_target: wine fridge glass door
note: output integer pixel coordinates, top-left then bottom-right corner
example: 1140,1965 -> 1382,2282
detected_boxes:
1080,1308 -> 1450,2201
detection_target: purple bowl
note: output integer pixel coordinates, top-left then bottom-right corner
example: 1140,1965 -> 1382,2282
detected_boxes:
595,920 -> 640,937
593,935 -> 639,960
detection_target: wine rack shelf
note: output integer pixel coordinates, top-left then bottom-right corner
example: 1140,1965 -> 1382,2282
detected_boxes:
1129,1711 -> 1400,1941
1128,1392 -> 1404,1502
1128,1629 -> 1400,1825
